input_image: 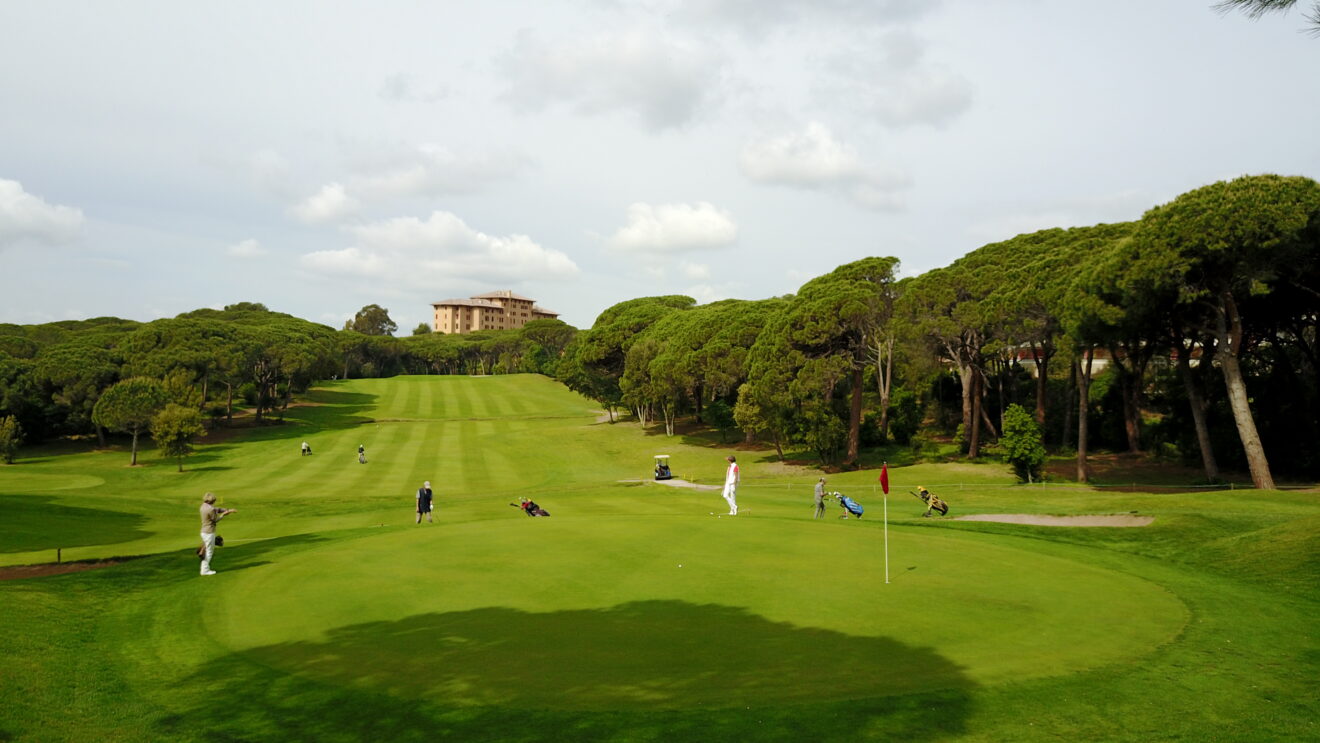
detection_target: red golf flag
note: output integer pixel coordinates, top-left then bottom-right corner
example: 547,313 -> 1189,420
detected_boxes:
879,463 -> 890,494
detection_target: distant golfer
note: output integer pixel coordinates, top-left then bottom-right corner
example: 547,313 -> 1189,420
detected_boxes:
198,492 -> 235,576
813,477 -> 827,519
301,441 -> 311,456
358,444 -> 367,464
416,481 -> 434,524
722,455 -> 739,515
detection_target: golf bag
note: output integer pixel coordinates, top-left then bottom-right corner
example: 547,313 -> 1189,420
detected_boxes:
833,492 -> 864,517
912,490 -> 949,516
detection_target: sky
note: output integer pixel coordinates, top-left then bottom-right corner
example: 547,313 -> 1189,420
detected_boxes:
2,1 -> 1318,333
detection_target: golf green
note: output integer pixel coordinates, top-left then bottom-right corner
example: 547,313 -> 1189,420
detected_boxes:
199,516 -> 1185,710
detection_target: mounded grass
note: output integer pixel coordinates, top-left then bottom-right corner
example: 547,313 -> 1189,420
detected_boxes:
0,374 -> 1317,742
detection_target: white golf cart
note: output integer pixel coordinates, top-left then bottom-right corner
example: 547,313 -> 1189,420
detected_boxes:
653,454 -> 673,481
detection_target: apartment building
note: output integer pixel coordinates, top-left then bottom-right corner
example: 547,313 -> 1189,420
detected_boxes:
431,290 -> 560,334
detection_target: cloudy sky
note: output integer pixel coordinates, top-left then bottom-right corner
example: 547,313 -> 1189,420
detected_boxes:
2,1 -> 1317,332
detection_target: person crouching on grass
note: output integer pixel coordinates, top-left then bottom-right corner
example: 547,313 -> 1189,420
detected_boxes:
199,492 -> 235,576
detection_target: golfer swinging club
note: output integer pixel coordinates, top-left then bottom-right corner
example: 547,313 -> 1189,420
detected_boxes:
723,455 -> 739,515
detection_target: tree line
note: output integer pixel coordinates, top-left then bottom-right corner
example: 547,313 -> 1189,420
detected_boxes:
0,302 -> 576,467
558,175 -> 1320,486
2,174 -> 1317,486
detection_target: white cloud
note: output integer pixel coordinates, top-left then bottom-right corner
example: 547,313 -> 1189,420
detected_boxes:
0,179 -> 84,250
378,73 -> 450,103
785,268 -> 820,285
685,282 -> 740,304
497,29 -> 724,130
965,190 -> 1153,245
300,211 -> 579,289
289,182 -> 360,224
351,144 -> 528,200
226,238 -> 266,258
740,123 -> 911,210
667,0 -> 933,35
607,202 -> 739,254
248,149 -> 297,198
817,30 -> 973,128
679,260 -> 711,280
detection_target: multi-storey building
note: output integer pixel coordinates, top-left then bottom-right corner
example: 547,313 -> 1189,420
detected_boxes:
431,290 -> 560,334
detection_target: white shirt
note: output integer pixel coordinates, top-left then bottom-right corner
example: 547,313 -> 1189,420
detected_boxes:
725,462 -> 740,488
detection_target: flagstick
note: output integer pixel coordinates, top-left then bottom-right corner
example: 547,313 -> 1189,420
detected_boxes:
881,496 -> 892,583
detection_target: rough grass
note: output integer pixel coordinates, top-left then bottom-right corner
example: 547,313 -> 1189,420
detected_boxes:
0,374 -> 1317,742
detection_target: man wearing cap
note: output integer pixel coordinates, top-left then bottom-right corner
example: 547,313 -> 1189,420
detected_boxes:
199,492 -> 235,576
416,481 -> 435,524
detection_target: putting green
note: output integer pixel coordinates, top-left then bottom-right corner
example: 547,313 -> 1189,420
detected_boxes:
205,516 -> 1186,710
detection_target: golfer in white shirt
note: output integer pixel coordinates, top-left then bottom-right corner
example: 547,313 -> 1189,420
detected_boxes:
722,455 -> 740,515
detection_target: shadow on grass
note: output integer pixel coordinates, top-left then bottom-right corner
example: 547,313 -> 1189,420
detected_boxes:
0,495 -> 151,553
154,601 -> 975,742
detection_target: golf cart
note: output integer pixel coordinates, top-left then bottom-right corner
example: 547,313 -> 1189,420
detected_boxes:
653,454 -> 673,481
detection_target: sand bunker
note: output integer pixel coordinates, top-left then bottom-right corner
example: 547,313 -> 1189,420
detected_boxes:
954,514 -> 1154,527
618,478 -> 722,491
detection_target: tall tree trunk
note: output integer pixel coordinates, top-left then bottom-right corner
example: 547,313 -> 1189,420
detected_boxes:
968,370 -> 982,458
1120,374 -> 1143,454
96,424 -> 107,448
1031,344 -> 1049,426
845,366 -> 863,465
226,382 -> 234,424
1177,351 -> 1219,482
1077,348 -> 1094,483
1061,358 -> 1077,449
979,386 -> 999,440
130,430 -> 140,466
1108,348 -> 1146,455
958,362 -> 974,452
1216,293 -> 1274,489
873,337 -> 895,438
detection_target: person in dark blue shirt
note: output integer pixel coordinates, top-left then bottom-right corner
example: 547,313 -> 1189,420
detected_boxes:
416,481 -> 434,524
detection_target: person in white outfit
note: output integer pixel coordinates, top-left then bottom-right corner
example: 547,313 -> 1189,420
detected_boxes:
199,492 -> 235,576
722,455 -> 740,515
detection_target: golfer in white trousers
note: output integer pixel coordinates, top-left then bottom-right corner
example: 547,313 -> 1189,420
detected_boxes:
723,455 -> 740,515
199,492 -> 235,576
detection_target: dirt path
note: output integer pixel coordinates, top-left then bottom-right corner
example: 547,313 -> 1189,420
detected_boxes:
953,513 -> 1154,527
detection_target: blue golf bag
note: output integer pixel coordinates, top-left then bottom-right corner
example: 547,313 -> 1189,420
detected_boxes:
833,492 -> 864,517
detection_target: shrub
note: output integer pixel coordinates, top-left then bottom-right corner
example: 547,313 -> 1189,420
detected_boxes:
0,415 -> 22,464
1002,403 -> 1046,483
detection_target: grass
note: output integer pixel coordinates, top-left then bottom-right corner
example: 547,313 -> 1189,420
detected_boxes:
0,374 -> 1317,742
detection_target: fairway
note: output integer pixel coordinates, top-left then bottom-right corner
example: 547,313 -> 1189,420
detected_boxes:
2,374 -> 1316,742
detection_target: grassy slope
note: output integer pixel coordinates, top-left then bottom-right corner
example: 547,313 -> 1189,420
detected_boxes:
0,374 -> 1317,742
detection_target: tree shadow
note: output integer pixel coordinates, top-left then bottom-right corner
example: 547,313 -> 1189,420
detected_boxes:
153,601 -> 975,741
0,495 -> 151,553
